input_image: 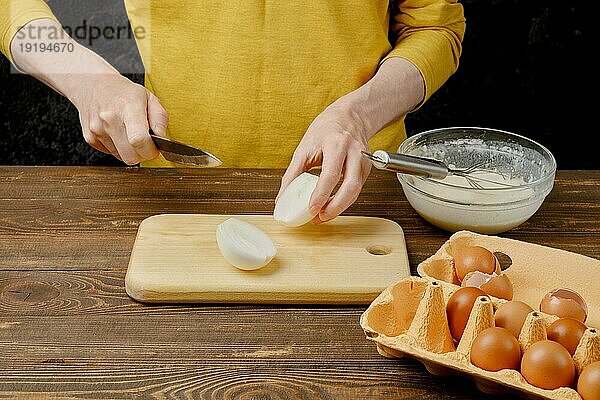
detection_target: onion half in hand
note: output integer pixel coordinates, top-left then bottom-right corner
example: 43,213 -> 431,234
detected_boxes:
274,172 -> 319,227
216,218 -> 277,270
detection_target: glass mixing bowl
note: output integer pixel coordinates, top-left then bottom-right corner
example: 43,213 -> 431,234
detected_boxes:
396,127 -> 557,234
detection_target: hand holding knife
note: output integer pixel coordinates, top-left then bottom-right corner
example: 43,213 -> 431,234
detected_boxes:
149,130 -> 222,167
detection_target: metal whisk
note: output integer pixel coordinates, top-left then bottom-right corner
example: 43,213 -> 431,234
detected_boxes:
361,150 -> 517,189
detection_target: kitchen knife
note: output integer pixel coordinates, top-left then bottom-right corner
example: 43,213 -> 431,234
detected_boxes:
149,130 -> 222,167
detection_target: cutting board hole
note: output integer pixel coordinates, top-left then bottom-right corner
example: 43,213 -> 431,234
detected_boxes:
367,245 -> 392,256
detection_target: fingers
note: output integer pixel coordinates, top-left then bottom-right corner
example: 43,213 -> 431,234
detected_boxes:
81,88 -> 168,165
80,113 -> 112,156
97,111 -> 140,165
276,153 -> 311,203
78,82 -> 165,165
147,91 -> 169,137
281,132 -> 367,222
318,148 -> 370,222
87,115 -> 126,161
94,132 -> 122,161
309,149 -> 344,217
123,103 -> 159,161
82,127 -> 112,156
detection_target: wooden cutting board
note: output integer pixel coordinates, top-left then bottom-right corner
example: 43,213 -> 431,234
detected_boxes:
125,214 -> 410,304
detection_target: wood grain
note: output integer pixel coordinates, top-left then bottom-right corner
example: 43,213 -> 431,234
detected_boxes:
0,362 -> 504,399
0,167 -> 598,399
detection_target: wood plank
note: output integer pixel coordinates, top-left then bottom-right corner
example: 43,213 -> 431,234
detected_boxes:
0,270 -> 131,316
0,198 -> 426,235
0,195 -> 598,237
0,313 -> 384,357
0,314 -> 510,399
0,167 -> 283,200
0,362 -> 501,399
1,167 -> 598,202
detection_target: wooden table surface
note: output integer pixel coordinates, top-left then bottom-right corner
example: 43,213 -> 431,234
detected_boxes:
1,167 -> 599,399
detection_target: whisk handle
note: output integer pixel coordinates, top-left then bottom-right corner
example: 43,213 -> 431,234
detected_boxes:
370,150 -> 449,179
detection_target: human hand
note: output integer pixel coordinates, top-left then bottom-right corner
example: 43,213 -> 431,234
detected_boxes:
277,102 -> 372,223
72,74 -> 168,165
9,19 -> 168,165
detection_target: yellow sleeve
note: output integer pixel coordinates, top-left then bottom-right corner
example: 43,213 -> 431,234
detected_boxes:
0,0 -> 58,64
384,0 -> 466,109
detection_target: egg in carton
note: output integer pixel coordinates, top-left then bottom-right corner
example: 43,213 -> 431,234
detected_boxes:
360,230 -> 600,399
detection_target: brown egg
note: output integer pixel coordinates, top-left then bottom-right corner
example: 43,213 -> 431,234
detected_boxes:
521,340 -> 576,390
462,271 -> 514,300
470,327 -> 521,372
578,361 -> 600,400
495,300 -> 534,339
453,245 -> 500,282
547,317 -> 587,355
540,288 -> 588,323
446,286 -> 489,342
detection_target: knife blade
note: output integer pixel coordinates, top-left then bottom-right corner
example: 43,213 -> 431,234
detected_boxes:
149,131 -> 222,167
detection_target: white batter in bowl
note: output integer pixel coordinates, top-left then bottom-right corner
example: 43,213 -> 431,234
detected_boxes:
396,127 -> 556,234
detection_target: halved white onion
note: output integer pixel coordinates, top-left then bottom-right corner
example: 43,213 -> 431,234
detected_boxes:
216,218 -> 277,270
273,172 -> 319,227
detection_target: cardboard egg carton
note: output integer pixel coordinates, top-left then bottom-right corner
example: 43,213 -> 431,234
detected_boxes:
360,231 -> 600,399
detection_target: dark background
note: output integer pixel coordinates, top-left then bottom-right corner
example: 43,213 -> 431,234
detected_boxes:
0,0 -> 593,168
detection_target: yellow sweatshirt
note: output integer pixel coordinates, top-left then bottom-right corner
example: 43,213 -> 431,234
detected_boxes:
1,0 -> 465,168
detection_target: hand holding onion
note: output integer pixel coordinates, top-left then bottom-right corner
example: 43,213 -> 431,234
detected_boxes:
276,102 -> 372,224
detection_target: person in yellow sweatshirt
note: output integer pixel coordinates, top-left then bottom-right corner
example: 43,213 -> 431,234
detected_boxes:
1,1 -> 465,222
